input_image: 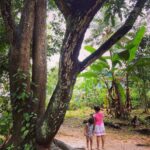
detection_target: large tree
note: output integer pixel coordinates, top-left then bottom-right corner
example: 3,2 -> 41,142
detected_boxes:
0,0 -> 148,149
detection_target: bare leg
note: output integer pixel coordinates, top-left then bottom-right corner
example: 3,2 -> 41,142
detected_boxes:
101,135 -> 105,149
96,136 -> 100,150
90,137 -> 93,150
86,137 -> 89,149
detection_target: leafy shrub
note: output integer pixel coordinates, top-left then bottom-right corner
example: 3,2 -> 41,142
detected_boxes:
0,96 -> 12,144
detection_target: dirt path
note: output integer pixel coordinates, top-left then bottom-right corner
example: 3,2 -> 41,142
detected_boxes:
56,119 -> 150,150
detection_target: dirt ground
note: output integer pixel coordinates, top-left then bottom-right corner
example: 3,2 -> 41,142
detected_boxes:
56,118 -> 150,150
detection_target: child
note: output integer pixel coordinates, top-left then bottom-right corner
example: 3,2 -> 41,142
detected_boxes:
93,106 -> 105,150
131,115 -> 139,128
83,117 -> 94,150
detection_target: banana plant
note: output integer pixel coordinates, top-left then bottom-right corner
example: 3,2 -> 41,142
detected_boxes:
80,46 -> 126,118
113,26 -> 146,112
79,26 -> 146,118
127,35 -> 150,113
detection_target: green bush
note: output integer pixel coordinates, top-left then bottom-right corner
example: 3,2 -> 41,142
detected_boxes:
0,96 -> 12,144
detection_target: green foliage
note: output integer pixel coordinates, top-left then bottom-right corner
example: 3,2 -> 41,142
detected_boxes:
84,45 -> 96,53
0,47 -> 11,142
130,87 -> 140,108
48,0 -> 57,9
0,54 -> 8,78
21,112 -> 37,139
0,108 -> 12,134
127,56 -> 150,73
0,95 -> 12,144
72,77 -> 107,109
79,71 -> 98,78
91,60 -> 110,71
80,46 -> 110,78
119,27 -> 145,60
0,18 -> 9,79
24,144 -> 33,150
129,35 -> 150,111
12,0 -> 24,20
104,0 -> 127,26
116,26 -> 146,62
0,20 -> 8,52
83,10 -> 147,114
116,80 -> 126,105
47,11 -> 65,56
66,107 -> 93,118
84,11 -> 108,46
79,26 -> 148,115
46,67 -> 58,103
11,69 -> 34,105
6,144 -> 14,150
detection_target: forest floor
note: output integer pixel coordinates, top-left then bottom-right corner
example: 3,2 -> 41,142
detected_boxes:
56,110 -> 150,150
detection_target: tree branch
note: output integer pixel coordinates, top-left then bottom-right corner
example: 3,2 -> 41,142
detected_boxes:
54,0 -> 71,19
54,0 -> 107,20
0,0 -> 15,43
54,0 -> 107,66
79,0 -> 148,72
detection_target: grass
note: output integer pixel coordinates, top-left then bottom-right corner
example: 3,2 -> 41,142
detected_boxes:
131,109 -> 150,118
65,107 -> 150,129
66,107 -> 150,119
65,107 -> 93,119
64,107 -> 94,128
0,135 -> 5,145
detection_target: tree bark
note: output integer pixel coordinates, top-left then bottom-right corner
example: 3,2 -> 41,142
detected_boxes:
0,0 -> 15,42
36,25 -> 82,146
36,0 -> 107,146
1,0 -> 36,148
32,0 -> 47,117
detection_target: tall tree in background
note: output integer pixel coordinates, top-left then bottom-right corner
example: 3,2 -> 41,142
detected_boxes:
0,0 -> 148,149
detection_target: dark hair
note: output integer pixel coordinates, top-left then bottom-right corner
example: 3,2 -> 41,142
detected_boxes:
88,117 -> 94,125
83,120 -> 88,124
94,106 -> 100,112
90,113 -> 93,117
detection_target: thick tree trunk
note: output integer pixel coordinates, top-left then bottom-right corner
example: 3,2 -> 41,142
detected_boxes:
32,0 -> 47,117
36,0 -> 108,146
36,25 -> 82,146
5,0 -> 35,148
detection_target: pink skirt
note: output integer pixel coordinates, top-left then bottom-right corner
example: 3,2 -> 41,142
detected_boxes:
94,123 -> 105,136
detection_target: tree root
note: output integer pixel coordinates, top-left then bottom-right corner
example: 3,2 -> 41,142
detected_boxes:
136,144 -> 150,147
53,139 -> 85,150
0,138 -> 85,150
